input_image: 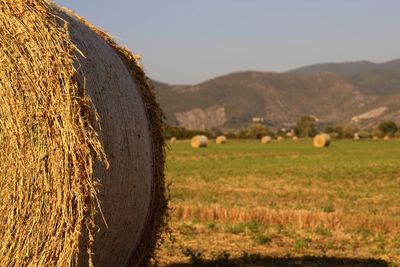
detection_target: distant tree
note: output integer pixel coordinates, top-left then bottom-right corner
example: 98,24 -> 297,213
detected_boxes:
323,125 -> 335,134
248,123 -> 269,139
378,120 -> 398,136
163,125 -> 212,139
345,126 -> 357,138
275,128 -> 286,138
163,125 -> 187,139
359,129 -> 372,139
334,126 -> 344,138
213,129 -> 224,138
237,129 -> 249,139
295,116 -> 317,137
333,125 -> 358,139
225,131 -> 237,139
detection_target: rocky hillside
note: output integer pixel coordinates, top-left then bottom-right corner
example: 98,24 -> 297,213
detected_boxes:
154,59 -> 400,130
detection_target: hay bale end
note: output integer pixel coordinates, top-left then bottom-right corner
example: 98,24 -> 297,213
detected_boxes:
191,135 -> 208,148
216,135 -> 227,144
313,133 -> 331,148
261,136 -> 272,144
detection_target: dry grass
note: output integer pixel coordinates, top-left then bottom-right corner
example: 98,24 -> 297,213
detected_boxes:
0,1 -> 106,265
156,140 -> 400,266
173,204 -> 400,235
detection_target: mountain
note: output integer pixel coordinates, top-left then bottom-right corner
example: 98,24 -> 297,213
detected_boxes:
351,70 -> 400,95
287,61 -> 378,77
153,59 -> 400,130
288,59 -> 400,96
287,59 -> 400,77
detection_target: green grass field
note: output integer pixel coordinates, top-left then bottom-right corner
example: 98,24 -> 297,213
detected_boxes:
156,139 -> 400,266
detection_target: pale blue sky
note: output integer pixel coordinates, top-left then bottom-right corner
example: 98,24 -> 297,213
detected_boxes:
55,1 -> 400,84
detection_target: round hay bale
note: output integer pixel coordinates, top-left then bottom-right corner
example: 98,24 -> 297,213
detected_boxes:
277,136 -> 283,141
216,135 -> 227,144
313,133 -> 331,148
292,136 -> 299,141
261,136 -> 272,144
373,136 -> 379,140
384,135 -> 390,140
354,133 -> 360,140
170,137 -> 177,143
191,135 -> 208,148
0,1 -> 167,266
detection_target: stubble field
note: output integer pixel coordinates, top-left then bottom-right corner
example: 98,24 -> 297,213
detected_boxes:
156,139 -> 400,266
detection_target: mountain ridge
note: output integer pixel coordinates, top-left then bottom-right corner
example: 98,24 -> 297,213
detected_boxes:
153,59 -> 400,130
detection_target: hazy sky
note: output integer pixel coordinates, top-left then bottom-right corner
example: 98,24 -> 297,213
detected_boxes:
55,1 -> 400,84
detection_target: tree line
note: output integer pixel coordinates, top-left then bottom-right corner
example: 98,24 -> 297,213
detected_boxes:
163,116 -> 399,140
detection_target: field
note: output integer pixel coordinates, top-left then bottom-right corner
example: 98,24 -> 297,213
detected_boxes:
155,139 -> 400,266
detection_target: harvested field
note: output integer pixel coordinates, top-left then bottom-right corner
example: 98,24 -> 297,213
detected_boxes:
157,139 -> 400,266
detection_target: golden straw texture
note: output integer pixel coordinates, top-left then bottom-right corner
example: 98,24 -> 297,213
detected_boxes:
0,1 -> 107,266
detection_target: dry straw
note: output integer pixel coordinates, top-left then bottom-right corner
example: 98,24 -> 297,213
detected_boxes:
0,1 -> 167,266
215,135 -> 227,144
261,136 -> 272,144
191,135 -> 208,148
313,133 -> 331,148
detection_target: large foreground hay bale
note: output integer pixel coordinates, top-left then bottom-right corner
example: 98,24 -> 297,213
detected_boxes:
261,136 -> 272,144
313,133 -> 331,148
216,135 -> 227,144
191,135 -> 208,148
0,1 -> 167,266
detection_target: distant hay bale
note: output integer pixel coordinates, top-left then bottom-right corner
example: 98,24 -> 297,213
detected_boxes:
384,135 -> 390,140
170,137 -> 177,143
0,1 -> 167,266
261,136 -> 272,144
373,136 -> 379,140
191,135 -> 208,148
354,133 -> 360,140
313,133 -> 331,148
216,135 -> 227,144
277,136 -> 283,141
292,136 -> 299,141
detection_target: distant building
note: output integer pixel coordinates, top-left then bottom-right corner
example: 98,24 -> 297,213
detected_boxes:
252,117 -> 265,123
286,130 -> 295,137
